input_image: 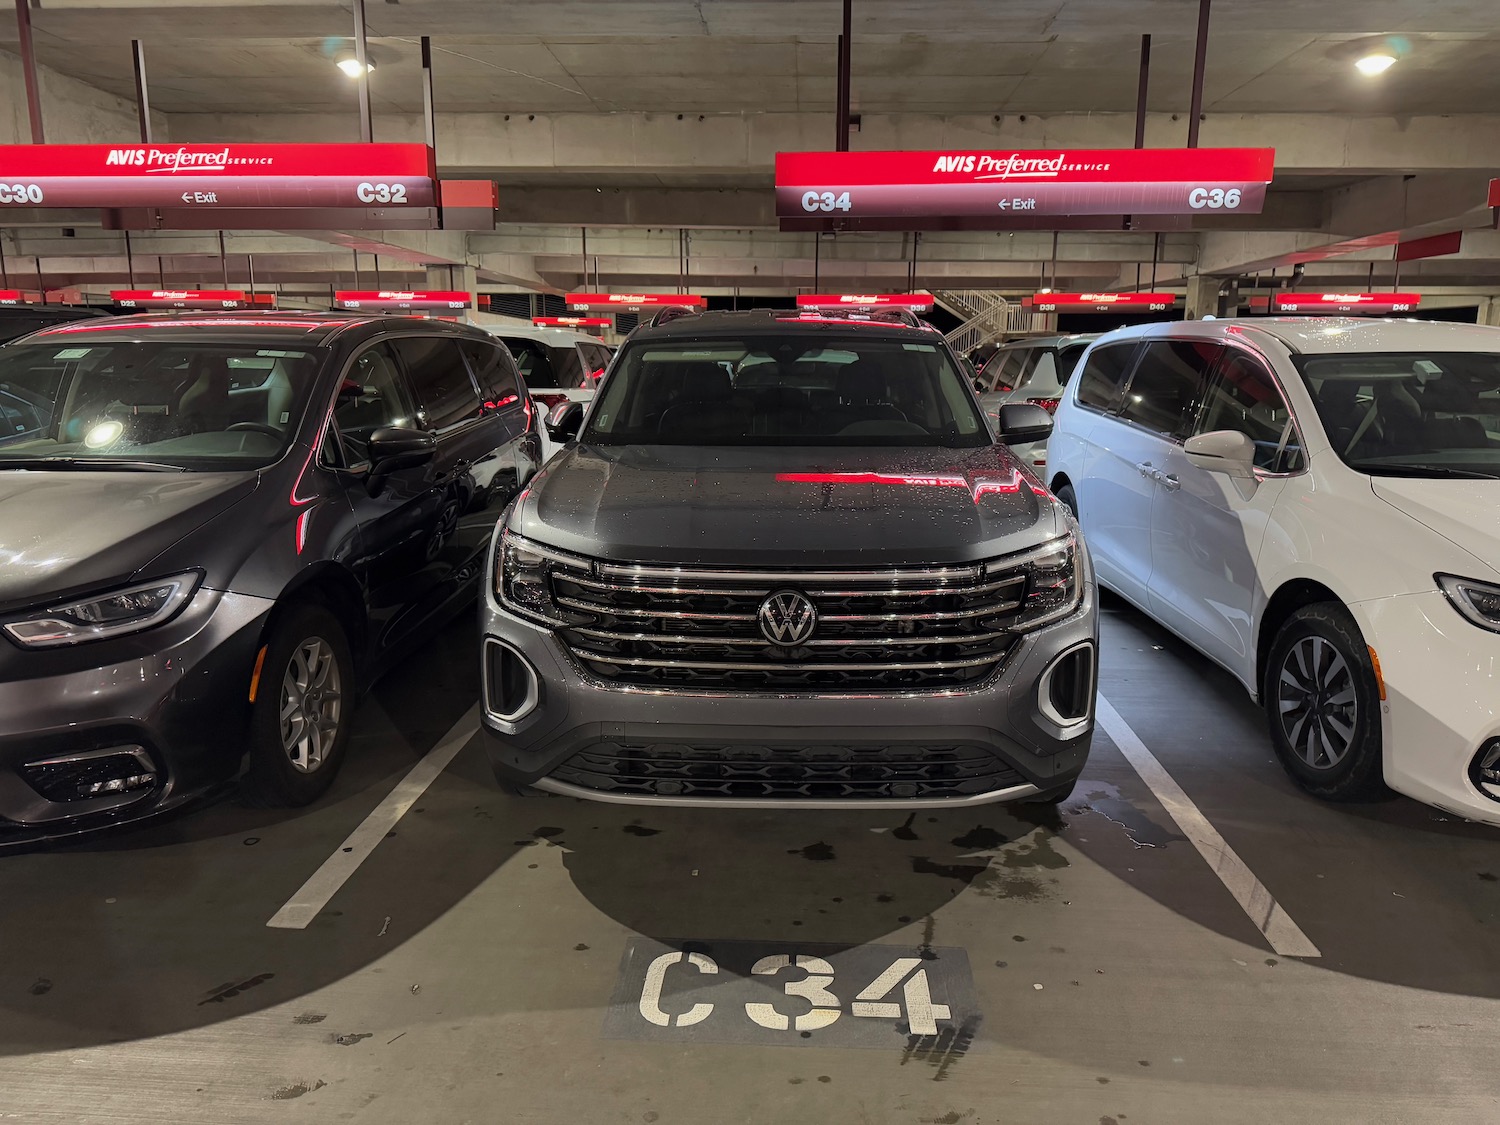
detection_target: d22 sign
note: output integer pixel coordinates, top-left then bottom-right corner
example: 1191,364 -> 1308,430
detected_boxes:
602,938 -> 981,1049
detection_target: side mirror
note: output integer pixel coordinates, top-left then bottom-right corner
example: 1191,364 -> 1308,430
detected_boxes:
546,400 -> 585,443
365,425 -> 435,495
1184,430 -> 1258,478
996,402 -> 1054,446
972,376 -> 986,392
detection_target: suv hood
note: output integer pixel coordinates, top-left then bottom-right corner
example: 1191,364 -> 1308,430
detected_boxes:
0,470 -> 256,611
515,444 -> 1057,567
1372,477 -> 1500,579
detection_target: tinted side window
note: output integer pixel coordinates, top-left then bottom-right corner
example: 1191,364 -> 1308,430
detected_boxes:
550,346 -> 587,388
500,339 -> 559,388
1057,344 -> 1089,385
459,338 -> 521,406
581,343 -> 612,376
391,336 -> 481,430
1119,340 -> 1220,437
1075,344 -> 1139,413
335,342 -> 419,462
1198,349 -> 1304,473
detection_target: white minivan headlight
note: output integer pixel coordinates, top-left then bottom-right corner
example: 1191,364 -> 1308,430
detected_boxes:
1437,574 -> 1500,633
2,572 -> 201,648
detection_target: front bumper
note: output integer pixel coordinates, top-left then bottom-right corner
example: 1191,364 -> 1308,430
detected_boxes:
478,571 -> 1097,809
1355,591 -> 1500,827
0,587 -> 274,843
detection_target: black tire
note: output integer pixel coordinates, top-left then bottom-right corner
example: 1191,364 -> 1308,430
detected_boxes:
242,603 -> 356,807
1263,603 -> 1388,802
1020,779 -> 1077,805
1055,483 -> 1079,521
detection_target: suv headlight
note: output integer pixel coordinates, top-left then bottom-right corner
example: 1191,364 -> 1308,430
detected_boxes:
495,529 -> 590,626
2,572 -> 201,648
1437,574 -> 1500,633
987,534 -> 1081,632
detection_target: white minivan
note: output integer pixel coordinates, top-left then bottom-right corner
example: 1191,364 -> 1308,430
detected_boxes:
484,323 -> 614,459
1047,317 -> 1500,825
974,334 -> 1096,473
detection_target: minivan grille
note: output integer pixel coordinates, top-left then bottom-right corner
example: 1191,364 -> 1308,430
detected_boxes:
553,560 -> 1025,692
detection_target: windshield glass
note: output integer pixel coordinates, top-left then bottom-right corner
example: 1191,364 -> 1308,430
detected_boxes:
0,340 -> 322,470
1293,351 -> 1500,479
583,334 -> 988,447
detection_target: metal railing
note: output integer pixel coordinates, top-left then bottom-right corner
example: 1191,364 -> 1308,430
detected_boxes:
936,291 -> 1038,355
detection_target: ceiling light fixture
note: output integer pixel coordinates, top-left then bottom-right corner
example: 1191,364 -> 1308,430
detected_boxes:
336,55 -> 375,78
1355,52 -> 1397,76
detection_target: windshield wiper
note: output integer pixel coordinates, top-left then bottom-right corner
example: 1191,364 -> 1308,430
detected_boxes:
0,456 -> 187,472
1356,462 -> 1500,480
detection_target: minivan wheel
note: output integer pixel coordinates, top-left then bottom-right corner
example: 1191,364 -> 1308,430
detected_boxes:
1055,483 -> 1079,521
1264,603 -> 1387,802
242,603 -> 356,807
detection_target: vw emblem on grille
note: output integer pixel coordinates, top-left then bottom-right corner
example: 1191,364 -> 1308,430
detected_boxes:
758,589 -> 818,647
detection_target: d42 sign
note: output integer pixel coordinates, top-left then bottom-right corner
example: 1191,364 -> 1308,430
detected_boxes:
603,938 -> 981,1049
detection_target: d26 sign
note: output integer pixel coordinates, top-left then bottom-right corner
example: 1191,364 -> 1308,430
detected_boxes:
602,938 -> 982,1049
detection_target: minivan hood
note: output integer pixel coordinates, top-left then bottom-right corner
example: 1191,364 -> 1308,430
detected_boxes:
516,444 -> 1057,567
1372,477 -> 1500,579
0,470 -> 256,611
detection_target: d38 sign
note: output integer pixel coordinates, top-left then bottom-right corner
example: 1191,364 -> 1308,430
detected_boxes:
603,938 -> 981,1049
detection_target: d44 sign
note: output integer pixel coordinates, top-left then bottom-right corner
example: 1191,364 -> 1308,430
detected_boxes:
603,938 -> 981,1049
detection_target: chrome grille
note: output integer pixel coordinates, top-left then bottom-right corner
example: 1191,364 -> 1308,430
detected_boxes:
552,558 -> 1028,692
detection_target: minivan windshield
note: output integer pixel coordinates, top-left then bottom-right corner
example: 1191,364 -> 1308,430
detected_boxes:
583,334 -> 988,447
0,339 -> 321,470
1294,351 -> 1500,479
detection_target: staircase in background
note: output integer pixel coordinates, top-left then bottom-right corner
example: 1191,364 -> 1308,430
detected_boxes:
935,291 -> 1038,355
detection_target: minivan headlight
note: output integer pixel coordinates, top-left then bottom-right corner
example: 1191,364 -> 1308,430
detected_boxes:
987,534 -> 1081,631
2,572 -> 201,648
1437,574 -> 1500,633
495,529 -> 590,626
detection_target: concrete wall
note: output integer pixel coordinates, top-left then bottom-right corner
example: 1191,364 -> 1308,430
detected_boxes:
0,49 -> 167,145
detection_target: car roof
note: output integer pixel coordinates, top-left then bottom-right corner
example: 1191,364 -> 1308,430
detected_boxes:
1089,316 -> 1500,356
994,333 -> 1100,349
626,307 -> 943,343
483,323 -> 603,347
17,310 -> 493,347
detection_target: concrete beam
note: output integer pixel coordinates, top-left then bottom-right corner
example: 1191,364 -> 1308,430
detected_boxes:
0,49 -> 168,144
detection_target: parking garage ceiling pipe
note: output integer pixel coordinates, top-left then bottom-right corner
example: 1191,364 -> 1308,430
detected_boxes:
12,0 -> 45,142
1187,0 -> 1211,148
352,0 -> 373,144
836,0 -> 853,152
131,40 -> 153,144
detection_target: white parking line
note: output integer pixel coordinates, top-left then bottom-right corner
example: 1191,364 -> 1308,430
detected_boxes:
267,704 -> 481,930
1095,695 -> 1323,959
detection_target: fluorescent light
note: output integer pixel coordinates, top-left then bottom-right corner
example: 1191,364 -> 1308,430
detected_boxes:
1356,53 -> 1397,76
336,56 -> 374,78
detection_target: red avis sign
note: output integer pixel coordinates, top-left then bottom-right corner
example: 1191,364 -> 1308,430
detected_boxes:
112,289 -> 254,309
1272,292 -> 1422,314
776,148 -> 1274,225
335,291 -> 471,311
1031,292 -> 1179,313
795,294 -> 936,312
566,293 -> 706,312
0,290 -> 25,306
533,316 -> 612,328
0,144 -> 436,210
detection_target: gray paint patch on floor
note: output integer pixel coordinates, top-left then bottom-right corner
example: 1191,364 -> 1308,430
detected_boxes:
602,937 -> 980,1050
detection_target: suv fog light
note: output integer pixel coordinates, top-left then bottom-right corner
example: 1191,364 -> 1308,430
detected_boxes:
1470,740 -> 1500,798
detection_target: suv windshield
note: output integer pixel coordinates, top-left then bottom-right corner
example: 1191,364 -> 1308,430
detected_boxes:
0,340 -> 321,470
1293,351 -> 1500,479
584,334 -> 988,447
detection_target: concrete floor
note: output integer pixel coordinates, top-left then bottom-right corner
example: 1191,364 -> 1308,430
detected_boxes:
2,595 -> 1498,1124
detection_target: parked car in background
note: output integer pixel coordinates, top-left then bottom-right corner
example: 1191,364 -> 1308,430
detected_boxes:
974,333 -> 1097,473
486,323 -> 613,459
0,305 -> 109,344
480,307 -> 1097,809
0,312 -> 538,844
1047,317 -> 1500,825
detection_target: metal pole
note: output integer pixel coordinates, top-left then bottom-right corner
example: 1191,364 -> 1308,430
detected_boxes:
1048,230 -> 1059,290
158,255 -> 165,288
834,34 -> 847,151
1134,35 -> 1151,148
352,250 -> 360,288
420,35 -> 437,154
1393,256 -> 1401,291
247,254 -> 256,298
0,237 -> 8,288
1367,260 -> 1375,293
1186,0 -> 1211,147
581,228 -> 587,288
836,0 -> 853,151
125,231 -> 135,287
352,0 -> 373,143
14,0 -> 45,142
218,231 -> 229,288
131,40 -> 153,143
374,253 -> 381,289
814,234 -> 820,288
35,258 -> 45,305
1151,233 -> 1160,289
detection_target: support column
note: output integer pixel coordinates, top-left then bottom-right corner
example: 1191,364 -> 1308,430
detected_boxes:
428,264 -> 479,313
1478,296 -> 1500,328
1184,274 -> 1221,319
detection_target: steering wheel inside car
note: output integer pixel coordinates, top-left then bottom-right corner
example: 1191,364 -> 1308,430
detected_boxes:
226,421 -> 284,439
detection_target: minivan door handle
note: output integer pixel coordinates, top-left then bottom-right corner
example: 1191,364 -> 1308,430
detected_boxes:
1159,473 -> 1181,491
1136,461 -> 1155,478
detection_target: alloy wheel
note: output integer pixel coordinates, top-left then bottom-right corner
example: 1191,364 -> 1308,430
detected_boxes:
1277,636 -> 1357,770
279,636 -> 344,772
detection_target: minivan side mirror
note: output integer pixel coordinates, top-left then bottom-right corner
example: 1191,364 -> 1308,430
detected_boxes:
365,425 -> 435,495
995,402 -> 1054,446
546,400 -> 585,443
1184,430 -> 1257,479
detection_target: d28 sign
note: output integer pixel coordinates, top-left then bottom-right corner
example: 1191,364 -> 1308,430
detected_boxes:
603,938 -> 981,1049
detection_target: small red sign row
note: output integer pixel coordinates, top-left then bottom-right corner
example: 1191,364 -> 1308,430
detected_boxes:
533,316 -> 613,328
334,290 -> 471,311
795,294 -> 935,312
1027,292 -> 1178,313
1252,292 -> 1423,315
111,289 -> 277,310
566,293 -> 705,312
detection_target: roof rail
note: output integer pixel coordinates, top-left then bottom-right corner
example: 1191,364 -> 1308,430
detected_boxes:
794,305 -> 926,329
649,305 -> 703,328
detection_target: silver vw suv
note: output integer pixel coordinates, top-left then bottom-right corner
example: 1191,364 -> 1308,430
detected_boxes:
479,307 -> 1097,808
